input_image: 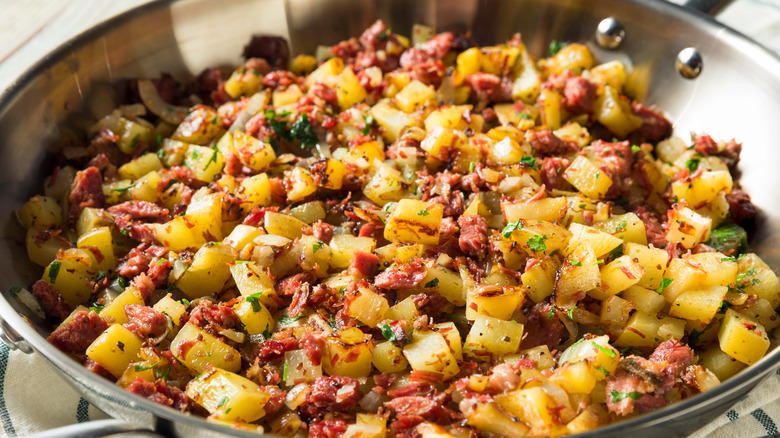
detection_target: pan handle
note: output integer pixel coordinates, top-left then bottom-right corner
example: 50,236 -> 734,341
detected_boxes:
24,419 -> 165,438
671,0 -> 732,15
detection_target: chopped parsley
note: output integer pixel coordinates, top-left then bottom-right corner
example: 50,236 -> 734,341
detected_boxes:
631,144 -> 641,153
569,259 -> 582,267
417,210 -> 430,217
424,278 -> 439,288
592,342 -> 617,358
656,278 -> 674,294
520,155 -> 536,168
527,235 -> 548,252
595,365 -> 611,377
134,359 -> 163,372
246,292 -> 264,312
118,277 -> 129,289
517,112 -> 532,120
610,390 -> 642,403
685,157 -> 701,173
278,315 -> 306,325
9,286 -> 21,296
291,112 -> 318,148
705,221 -> 748,255
48,261 -> 61,283
501,220 -> 524,238
204,149 -> 219,169
362,115 -> 375,135
469,161 -> 476,173
283,363 -> 288,381
378,27 -> 391,40
312,241 -> 324,254
95,270 -> 107,282
155,365 -> 171,381
112,184 -> 135,193
615,221 -> 628,232
381,323 -> 396,343
549,40 -> 568,56
217,396 -> 229,409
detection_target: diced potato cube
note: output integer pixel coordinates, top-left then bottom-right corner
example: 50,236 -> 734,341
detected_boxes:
176,243 -> 235,299
624,243 -> 668,290
591,255 -> 644,299
118,153 -> 163,181
421,126 -> 465,161
395,79 -> 435,113
669,285 -> 726,323
550,360 -> 597,394
671,170 -> 733,208
76,207 -> 113,237
463,315 -> 524,360
152,294 -> 187,326
233,296 -> 274,335
738,253 -> 780,307
621,285 -> 666,314
385,296 -> 420,325
414,265 -> 464,306
699,344 -> 746,381
286,167 -> 317,202
186,367 -> 269,422
463,398 -> 531,438
511,47 -> 542,103
613,311 -> 685,348
384,199 -> 443,245
372,341 -> 409,374
594,213 -> 647,245
264,212 -> 307,240
323,328 -> 373,378
335,68 -> 367,110
233,131 -> 276,172
99,287 -> 144,325
665,206 -> 712,249
563,155 -> 613,200
507,219 -> 572,257
404,331 -> 460,379
77,226 -> 117,272
467,285 -> 524,320
170,323 -> 242,373
600,295 -> 634,327
43,249 -> 95,307
718,308 -> 770,365
370,99 -> 417,142
521,258 -> 559,303
272,84 -> 303,107
329,234 -> 377,269
310,158 -> 348,190
27,227 -> 71,267
86,324 -> 143,378
343,141 -> 385,170
593,85 -> 641,138
284,349 -> 322,385
424,105 -> 483,133
503,197 -> 568,223
664,252 -> 737,302
539,88 -> 562,130
494,387 -> 561,437
117,118 -> 154,154
229,262 -> 279,309
174,105 -> 223,145
556,242 -> 599,308
17,195 -> 62,229
240,173 -> 272,214
567,222 -> 624,259
543,43 -> 594,76
347,286 -> 389,327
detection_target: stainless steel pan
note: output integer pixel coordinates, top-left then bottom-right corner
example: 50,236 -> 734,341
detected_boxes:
2,0 -> 780,436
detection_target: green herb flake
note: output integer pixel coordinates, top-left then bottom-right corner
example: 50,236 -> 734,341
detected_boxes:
705,221 -> 748,255
362,115 -> 375,135
278,315 -> 305,325
610,390 -> 642,403
118,277 -> 129,289
155,365 -> 171,381
501,220 -> 524,239
469,161 -> 476,173
378,27 -> 391,40
217,396 -> 229,409
179,298 -> 190,306
595,365 -> 611,377
9,286 -> 21,296
656,278 -> 674,294
417,210 -> 430,217
282,363 -> 288,381
527,235 -> 548,252
204,149 -> 219,169
569,259 -> 582,267
549,40 -> 568,56
381,323 -> 397,343
517,112 -> 532,120
134,359 -> 163,372
520,155 -> 536,168
48,261 -> 62,283
592,342 -> 617,358
96,270 -> 107,282
685,157 -> 701,173
631,144 -> 641,153
291,112 -> 318,148
130,134 -> 141,149
615,221 -> 627,232
112,184 -> 135,193
313,241 -> 324,254
424,278 -> 439,288
567,307 -> 576,319
246,292 -> 264,312
548,306 -> 556,319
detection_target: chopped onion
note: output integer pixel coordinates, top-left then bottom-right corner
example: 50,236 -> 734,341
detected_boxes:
436,253 -> 453,267
558,312 -> 579,349
254,234 -> 292,247
137,79 -> 188,124
12,287 -> 45,320
358,390 -> 384,412
251,245 -> 276,267
219,328 -> 246,344
171,259 -> 188,281
118,103 -> 146,119
285,383 -> 309,410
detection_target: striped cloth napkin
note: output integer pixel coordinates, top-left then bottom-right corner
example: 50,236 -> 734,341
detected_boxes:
0,340 -> 778,437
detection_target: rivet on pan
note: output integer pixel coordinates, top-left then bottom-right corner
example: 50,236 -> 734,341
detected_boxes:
677,47 -> 703,79
595,17 -> 625,49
